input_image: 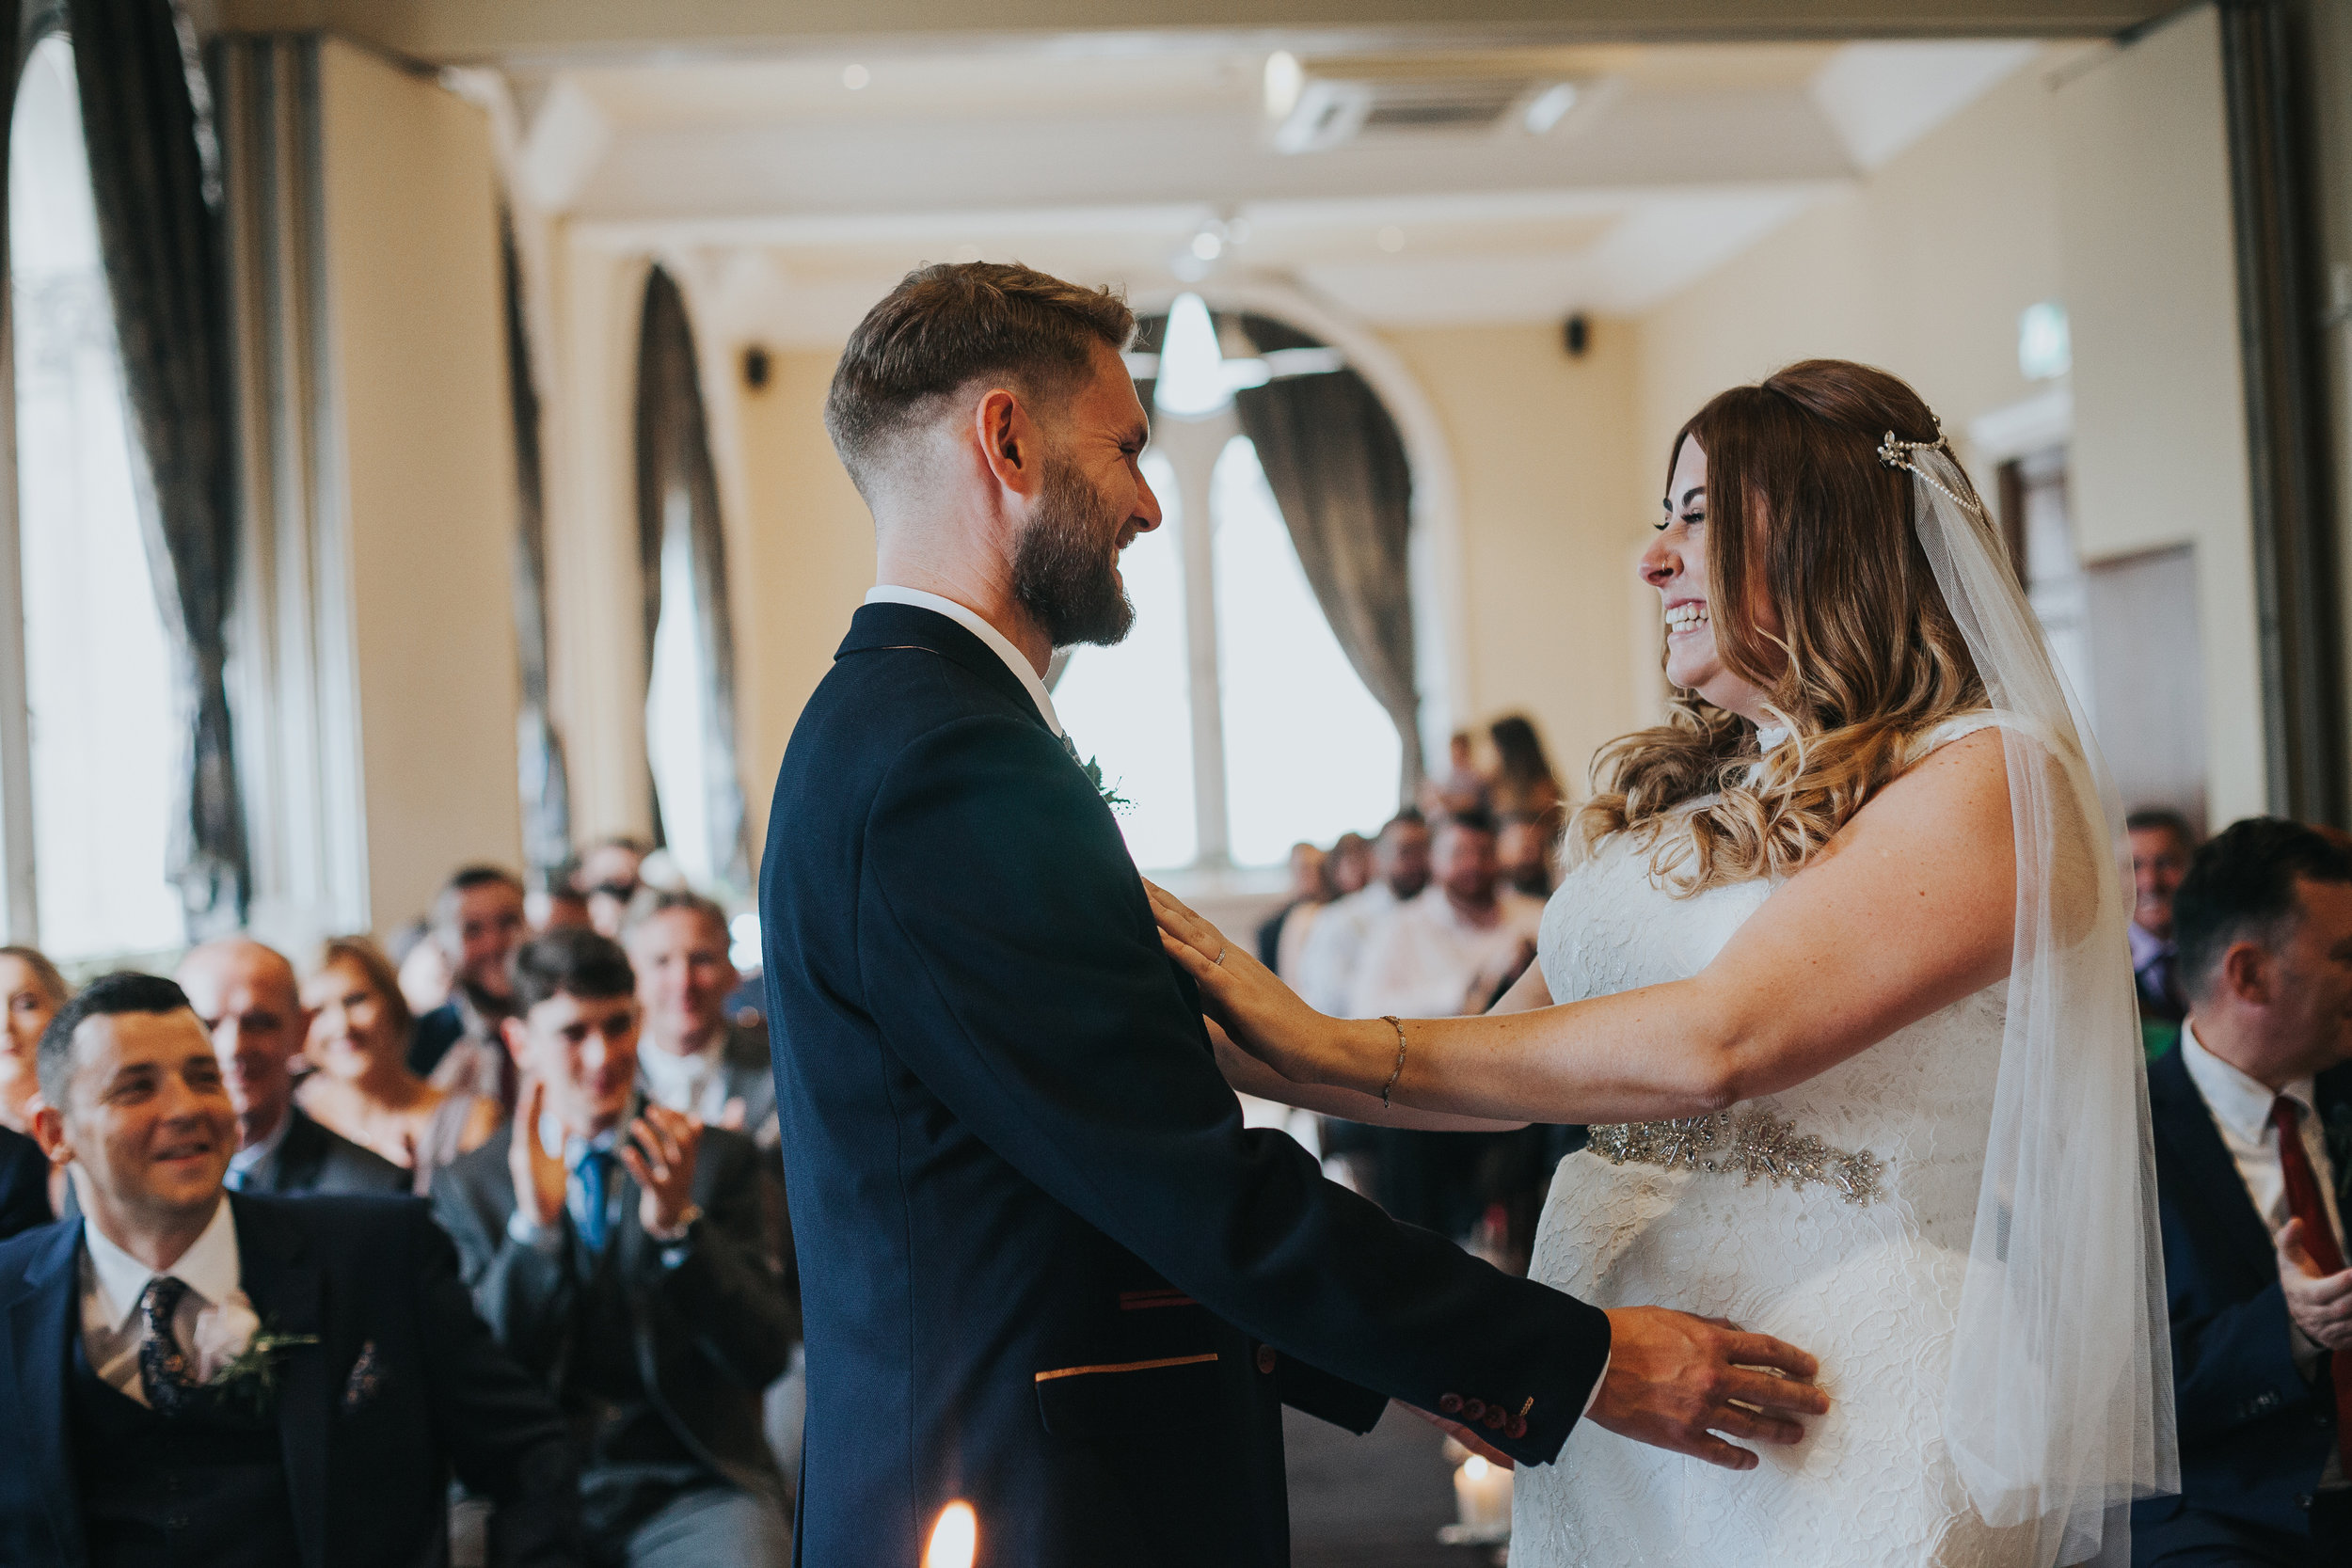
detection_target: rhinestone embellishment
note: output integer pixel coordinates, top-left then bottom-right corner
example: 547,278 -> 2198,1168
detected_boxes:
1586,1109 -> 1886,1206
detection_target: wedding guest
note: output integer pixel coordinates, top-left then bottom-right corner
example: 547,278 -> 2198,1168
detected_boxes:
0,973 -> 580,1568
0,943 -> 67,1133
176,939 -> 407,1197
1293,812 -> 1431,1016
1497,812 -> 1559,898
622,892 -> 778,1147
578,837 -> 651,939
2131,807 -> 2199,1054
1255,841 -> 1328,978
1327,831 -> 1372,897
2139,818 -> 2352,1565
1486,714 -> 1565,826
1422,730 -> 1489,819
0,1122 -> 48,1239
413,864 -> 530,1111
433,929 -> 795,1568
530,858 -> 595,934
298,936 -> 501,1195
391,917 -> 455,1019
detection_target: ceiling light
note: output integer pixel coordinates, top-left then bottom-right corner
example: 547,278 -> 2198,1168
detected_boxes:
841,63 -> 870,89
1523,83 -> 1577,134
1376,226 -> 1406,254
1263,52 -> 1303,120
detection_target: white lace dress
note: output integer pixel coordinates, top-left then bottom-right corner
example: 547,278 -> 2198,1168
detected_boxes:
1516,742 -> 2022,1565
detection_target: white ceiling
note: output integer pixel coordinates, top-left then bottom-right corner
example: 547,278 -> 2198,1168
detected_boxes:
501,34 -> 2056,341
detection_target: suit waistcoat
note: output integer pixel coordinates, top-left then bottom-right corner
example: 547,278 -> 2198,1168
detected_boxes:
67,1338 -> 302,1568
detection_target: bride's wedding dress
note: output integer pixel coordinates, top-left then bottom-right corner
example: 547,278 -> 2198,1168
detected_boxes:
1517,717 -> 2023,1567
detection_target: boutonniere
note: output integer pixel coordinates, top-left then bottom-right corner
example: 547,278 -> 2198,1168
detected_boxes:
1081,755 -> 1134,815
190,1291 -> 318,1417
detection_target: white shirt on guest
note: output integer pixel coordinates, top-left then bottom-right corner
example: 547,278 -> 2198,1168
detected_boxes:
79,1194 -> 240,1404
1292,883 -> 1399,1017
1348,886 -> 1546,1022
865,585 -> 1063,737
639,1033 -> 730,1125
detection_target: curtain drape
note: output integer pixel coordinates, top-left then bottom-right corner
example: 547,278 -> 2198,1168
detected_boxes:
66,0 -> 248,933
1228,312 -> 1425,800
503,215 -> 571,876
632,264 -> 749,890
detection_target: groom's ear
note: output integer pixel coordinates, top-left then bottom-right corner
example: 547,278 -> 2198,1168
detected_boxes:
973,387 -> 1045,499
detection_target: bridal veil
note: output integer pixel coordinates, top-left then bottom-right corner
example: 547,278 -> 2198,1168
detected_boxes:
1900,442 -> 2179,1566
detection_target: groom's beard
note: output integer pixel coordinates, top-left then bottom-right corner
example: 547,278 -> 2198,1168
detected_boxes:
1012,454 -> 1135,649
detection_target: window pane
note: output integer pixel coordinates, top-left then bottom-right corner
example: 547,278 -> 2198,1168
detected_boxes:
9,38 -> 183,959
1213,436 -> 1401,867
646,497 -> 715,887
1048,449 -> 1197,869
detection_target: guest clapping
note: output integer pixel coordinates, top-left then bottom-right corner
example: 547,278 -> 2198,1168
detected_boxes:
432,930 -> 795,1567
298,936 -> 501,1194
176,940 -> 407,1197
413,865 -> 531,1110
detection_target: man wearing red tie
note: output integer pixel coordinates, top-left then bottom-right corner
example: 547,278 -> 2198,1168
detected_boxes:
2139,818 -> 2352,1566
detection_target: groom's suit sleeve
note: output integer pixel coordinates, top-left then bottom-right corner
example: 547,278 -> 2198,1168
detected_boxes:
858,710 -> 1611,1465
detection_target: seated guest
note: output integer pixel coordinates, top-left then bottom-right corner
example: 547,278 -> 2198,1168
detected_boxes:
577,838 -> 651,940
1486,714 -> 1565,827
1,974 -> 580,1568
1496,812 -> 1558,898
622,893 -> 777,1147
1422,729 -> 1489,819
433,930 -> 795,1568
1327,831 -> 1372,897
1350,811 -> 1544,1022
176,939 -> 408,1197
0,1122 -> 48,1239
299,936 -> 501,1194
1254,841 -> 1327,979
2131,807 -> 2199,1055
2137,817 -> 2352,1564
413,865 -> 531,1109
1292,812 -> 1431,1016
530,858 -> 595,934
0,943 -> 67,1134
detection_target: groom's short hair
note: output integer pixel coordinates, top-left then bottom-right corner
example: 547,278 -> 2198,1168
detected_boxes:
825,261 -> 1135,498
2172,816 -> 2352,1002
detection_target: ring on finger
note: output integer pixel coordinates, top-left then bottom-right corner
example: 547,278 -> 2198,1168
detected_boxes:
1214,945 -> 1228,967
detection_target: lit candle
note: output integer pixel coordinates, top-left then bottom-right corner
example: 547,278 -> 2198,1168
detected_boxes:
924,1500 -> 977,1568
1453,1454 -> 1513,1538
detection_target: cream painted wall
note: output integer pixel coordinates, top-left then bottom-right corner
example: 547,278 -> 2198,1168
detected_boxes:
1379,322 -> 1646,794
315,40 -> 524,931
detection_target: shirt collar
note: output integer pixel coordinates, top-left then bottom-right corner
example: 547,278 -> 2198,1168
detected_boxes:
82,1195 -> 240,1331
540,1112 -> 622,1170
2181,1019 -> 2316,1141
638,1034 -> 723,1105
228,1103 -> 294,1180
865,585 -> 1063,736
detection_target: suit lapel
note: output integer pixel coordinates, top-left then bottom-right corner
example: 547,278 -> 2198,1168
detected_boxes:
234,1197 -> 330,1568
2150,1049 -> 2279,1283
271,1113 -> 325,1195
4,1224 -> 87,1565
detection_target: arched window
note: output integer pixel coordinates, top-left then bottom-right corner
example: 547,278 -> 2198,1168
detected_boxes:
6,36 -> 183,958
1053,294 -> 1406,873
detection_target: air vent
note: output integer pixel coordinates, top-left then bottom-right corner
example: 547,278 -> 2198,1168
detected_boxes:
1271,73 -> 1579,153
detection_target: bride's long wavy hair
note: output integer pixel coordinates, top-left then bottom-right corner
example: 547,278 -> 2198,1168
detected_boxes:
1575,359 -> 1991,893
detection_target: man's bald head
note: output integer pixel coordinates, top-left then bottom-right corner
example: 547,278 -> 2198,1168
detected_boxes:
175,938 -> 310,1150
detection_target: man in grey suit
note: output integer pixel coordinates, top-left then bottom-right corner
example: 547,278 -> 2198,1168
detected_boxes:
177,939 -> 406,1196
433,928 -> 796,1568
623,891 -> 776,1147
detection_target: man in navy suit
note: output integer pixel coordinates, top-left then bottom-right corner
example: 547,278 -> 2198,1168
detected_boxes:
0,972 -> 579,1568
762,261 -> 1825,1568
2137,818 -> 2352,1565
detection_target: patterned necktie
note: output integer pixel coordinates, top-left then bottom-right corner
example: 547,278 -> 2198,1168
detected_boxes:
2270,1096 -> 2352,1462
574,1148 -> 614,1255
137,1275 -> 199,1416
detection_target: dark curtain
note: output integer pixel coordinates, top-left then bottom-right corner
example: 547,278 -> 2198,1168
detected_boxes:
503,215 -> 572,876
65,0 -> 248,931
632,265 -> 749,890
1228,312 -> 1425,799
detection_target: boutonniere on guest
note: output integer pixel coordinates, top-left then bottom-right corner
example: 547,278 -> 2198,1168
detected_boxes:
188,1291 -> 318,1416
1081,755 -> 1134,815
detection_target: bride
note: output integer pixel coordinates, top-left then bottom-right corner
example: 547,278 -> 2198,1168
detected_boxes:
1151,360 -> 2176,1567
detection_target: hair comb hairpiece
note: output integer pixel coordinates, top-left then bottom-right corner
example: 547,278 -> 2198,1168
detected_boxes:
1876,419 -> 1990,525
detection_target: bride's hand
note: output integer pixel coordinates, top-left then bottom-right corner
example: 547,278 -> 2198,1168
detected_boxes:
1144,880 -> 1357,1088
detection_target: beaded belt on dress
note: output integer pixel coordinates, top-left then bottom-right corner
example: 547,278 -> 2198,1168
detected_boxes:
1585,1109 -> 1886,1206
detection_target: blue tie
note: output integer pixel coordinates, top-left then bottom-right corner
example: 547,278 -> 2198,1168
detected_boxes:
574,1148 -> 613,1254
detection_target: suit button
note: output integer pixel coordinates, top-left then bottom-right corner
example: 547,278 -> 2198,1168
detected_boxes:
1462,1398 -> 1487,1421
1507,1416 -> 1529,1439
1483,1406 -> 1506,1431
1255,1344 -> 1278,1375
1438,1393 -> 1463,1415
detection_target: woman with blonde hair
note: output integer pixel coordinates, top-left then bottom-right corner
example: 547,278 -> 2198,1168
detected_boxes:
1152,360 -> 2173,1566
297,935 -> 500,1194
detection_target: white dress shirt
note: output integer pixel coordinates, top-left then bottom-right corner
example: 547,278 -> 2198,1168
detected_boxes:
1347,886 -> 1547,1022
639,1034 -> 730,1125
865,585 -> 1063,737
1291,883 -> 1399,1017
79,1196 -> 241,1404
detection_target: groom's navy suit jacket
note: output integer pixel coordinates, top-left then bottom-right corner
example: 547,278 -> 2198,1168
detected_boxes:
0,1193 -> 579,1568
762,603 -> 1611,1568
2137,1044 -> 2352,1546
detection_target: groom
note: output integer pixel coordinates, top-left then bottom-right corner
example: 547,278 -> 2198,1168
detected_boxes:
762,261 -> 1825,1567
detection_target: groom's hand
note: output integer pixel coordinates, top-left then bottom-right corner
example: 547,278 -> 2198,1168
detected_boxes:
1587,1307 -> 1827,1471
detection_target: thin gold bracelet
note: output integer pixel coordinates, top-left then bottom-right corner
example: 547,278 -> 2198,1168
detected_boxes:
1378,1015 -> 1407,1111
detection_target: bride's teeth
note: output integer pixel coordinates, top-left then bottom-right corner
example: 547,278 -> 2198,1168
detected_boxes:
1665,604 -> 1710,632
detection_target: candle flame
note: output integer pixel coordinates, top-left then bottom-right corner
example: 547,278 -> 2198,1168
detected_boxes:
924,1500 -> 977,1568
1462,1455 -> 1490,1481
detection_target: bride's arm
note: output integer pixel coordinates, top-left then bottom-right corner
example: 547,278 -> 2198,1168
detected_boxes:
1164,730 -> 2015,1125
